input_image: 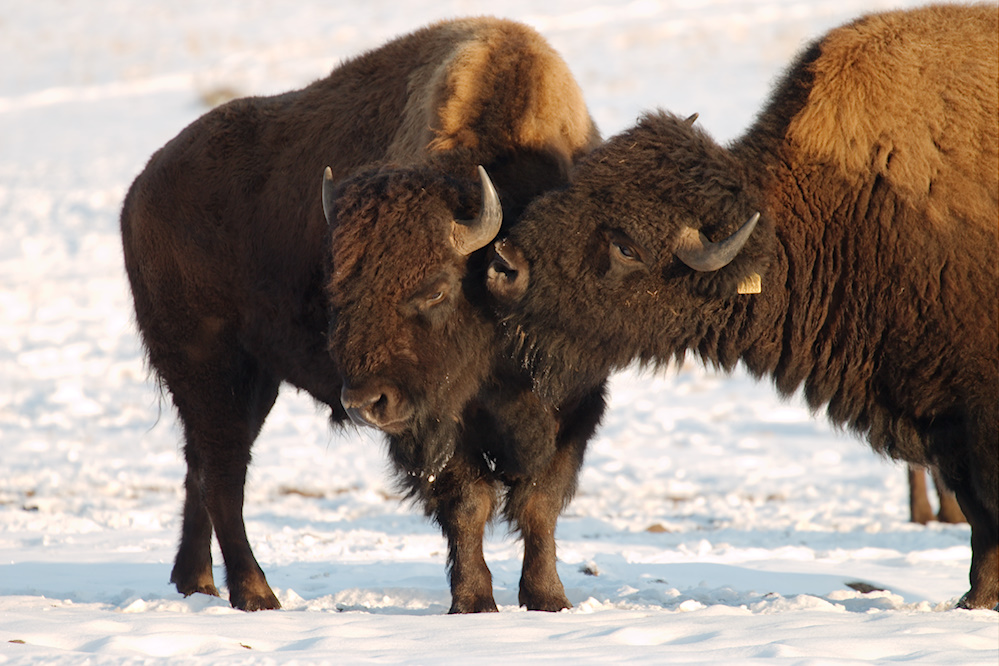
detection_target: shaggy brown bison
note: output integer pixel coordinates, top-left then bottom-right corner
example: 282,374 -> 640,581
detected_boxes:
121,16 -> 605,614
488,4 -> 998,609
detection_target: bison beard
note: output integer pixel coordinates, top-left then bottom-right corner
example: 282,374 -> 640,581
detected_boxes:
121,17 -> 605,614
489,4 -> 999,609
387,414 -> 458,481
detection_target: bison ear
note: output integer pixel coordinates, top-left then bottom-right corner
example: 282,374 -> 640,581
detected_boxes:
675,211 -> 760,272
322,166 -> 336,226
451,166 -> 503,256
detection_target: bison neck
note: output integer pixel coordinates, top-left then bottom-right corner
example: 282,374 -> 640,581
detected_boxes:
718,142 -> 896,436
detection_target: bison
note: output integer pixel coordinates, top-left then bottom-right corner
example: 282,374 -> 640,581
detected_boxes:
487,4 -> 998,609
121,16 -> 606,614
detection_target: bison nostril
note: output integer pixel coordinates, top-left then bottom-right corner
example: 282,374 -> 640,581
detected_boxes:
369,392 -> 391,415
340,383 -> 411,431
487,240 -> 529,303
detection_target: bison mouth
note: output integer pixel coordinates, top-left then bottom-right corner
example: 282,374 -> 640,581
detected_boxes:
343,404 -> 408,435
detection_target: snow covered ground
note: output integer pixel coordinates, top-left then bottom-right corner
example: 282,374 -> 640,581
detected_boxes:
2,0 -> 996,663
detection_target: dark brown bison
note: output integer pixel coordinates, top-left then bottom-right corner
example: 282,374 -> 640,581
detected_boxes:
488,4 -> 998,609
121,16 -> 605,614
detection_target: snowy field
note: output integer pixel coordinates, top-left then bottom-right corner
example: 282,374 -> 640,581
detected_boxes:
2,0 -> 997,663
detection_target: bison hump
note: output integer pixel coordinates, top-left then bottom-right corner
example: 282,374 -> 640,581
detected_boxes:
385,17 -> 596,166
785,4 -> 998,221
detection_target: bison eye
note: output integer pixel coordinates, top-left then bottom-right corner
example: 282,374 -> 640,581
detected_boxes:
604,229 -> 650,282
404,273 -> 456,323
425,290 -> 446,307
607,231 -> 647,266
412,281 -> 451,317
612,241 -> 637,261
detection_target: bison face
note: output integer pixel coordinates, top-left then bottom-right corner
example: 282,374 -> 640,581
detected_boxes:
487,110 -> 770,401
325,165 -> 502,477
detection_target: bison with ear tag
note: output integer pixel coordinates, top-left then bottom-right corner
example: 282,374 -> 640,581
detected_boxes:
489,4 -> 998,609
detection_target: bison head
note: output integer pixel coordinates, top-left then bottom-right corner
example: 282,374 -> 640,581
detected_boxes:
486,110 -> 773,401
324,164 -> 503,477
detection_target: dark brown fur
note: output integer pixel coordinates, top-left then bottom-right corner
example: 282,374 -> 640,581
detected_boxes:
490,4 -> 998,608
121,17 -> 605,614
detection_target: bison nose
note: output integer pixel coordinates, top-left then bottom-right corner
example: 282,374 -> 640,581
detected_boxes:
340,382 -> 412,433
487,239 -> 529,304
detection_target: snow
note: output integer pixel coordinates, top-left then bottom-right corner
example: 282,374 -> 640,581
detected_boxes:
2,0 -> 997,663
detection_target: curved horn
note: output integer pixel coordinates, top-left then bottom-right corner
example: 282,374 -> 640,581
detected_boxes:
675,211 -> 760,272
451,166 -> 503,256
322,166 -> 336,226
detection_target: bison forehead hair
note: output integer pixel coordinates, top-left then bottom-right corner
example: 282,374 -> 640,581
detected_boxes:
514,112 -> 766,271
328,167 -> 466,304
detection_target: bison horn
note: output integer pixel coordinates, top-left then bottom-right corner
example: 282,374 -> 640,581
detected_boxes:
675,211 -> 760,272
451,166 -> 503,256
322,166 -> 336,226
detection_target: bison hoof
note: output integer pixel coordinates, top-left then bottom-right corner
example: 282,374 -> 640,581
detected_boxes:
448,596 -> 499,614
519,581 -> 572,613
955,590 -> 999,611
522,595 -> 571,612
174,581 -> 220,599
229,583 -> 281,611
239,596 -> 282,611
230,591 -> 282,612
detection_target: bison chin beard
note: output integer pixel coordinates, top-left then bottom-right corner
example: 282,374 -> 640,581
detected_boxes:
385,412 -> 459,482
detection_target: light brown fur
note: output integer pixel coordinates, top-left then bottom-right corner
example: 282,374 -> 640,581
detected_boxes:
387,18 -> 597,167
786,4 -> 998,226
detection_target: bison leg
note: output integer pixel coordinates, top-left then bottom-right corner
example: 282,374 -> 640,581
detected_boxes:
937,417 -> 998,610
907,465 -> 935,525
430,450 -> 500,614
930,467 -> 966,524
202,446 -> 281,612
952,486 -> 999,610
164,347 -> 282,611
507,449 -> 575,612
506,384 -> 605,612
505,444 -> 580,611
170,449 -> 218,598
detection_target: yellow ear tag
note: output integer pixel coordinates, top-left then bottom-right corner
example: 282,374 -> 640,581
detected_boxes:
737,272 -> 762,295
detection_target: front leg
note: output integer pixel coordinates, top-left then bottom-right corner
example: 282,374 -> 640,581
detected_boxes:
930,466 -> 966,524
423,449 -> 500,614
505,383 -> 607,611
506,434 -> 587,611
907,464 -> 934,524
